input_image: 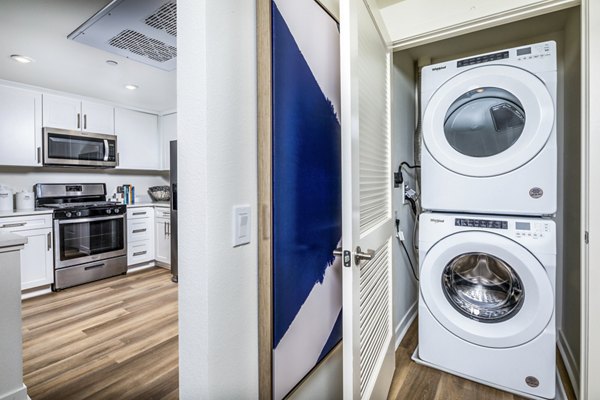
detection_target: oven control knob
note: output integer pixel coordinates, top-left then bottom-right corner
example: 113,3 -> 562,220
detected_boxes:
65,212 -> 72,218
114,208 -> 120,214
106,209 -> 112,214
76,211 -> 82,217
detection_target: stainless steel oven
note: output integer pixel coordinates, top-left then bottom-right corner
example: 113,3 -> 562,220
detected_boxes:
43,127 -> 117,168
35,183 -> 128,290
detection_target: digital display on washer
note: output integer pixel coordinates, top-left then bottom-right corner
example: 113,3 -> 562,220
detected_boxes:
515,222 -> 531,230
517,47 -> 532,56
457,51 -> 509,68
455,218 -> 508,229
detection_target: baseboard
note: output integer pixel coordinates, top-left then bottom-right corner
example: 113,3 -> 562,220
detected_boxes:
0,384 -> 28,400
127,261 -> 157,273
557,329 -> 579,398
395,301 -> 418,349
21,285 -> 52,300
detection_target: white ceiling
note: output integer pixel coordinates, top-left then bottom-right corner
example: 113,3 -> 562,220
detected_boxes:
0,0 -> 177,113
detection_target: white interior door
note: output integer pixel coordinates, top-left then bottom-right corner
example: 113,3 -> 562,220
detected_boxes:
340,0 -> 395,398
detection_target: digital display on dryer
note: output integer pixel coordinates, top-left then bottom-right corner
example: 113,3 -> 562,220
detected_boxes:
455,218 -> 508,229
516,222 -> 531,230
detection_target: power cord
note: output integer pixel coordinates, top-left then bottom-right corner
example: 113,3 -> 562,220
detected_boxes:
395,218 -> 419,281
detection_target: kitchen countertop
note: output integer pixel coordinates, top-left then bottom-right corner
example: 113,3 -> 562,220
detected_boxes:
0,232 -> 28,248
0,209 -> 54,218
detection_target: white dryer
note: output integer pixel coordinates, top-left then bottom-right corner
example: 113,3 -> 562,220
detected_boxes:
418,212 -> 556,399
420,41 -> 557,216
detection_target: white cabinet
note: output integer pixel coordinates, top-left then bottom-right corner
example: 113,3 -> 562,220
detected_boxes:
42,94 -> 114,133
115,108 -> 160,170
155,208 -> 171,266
126,207 -> 155,265
375,0 -> 579,48
159,113 -> 177,170
0,214 -> 54,290
0,85 -> 42,167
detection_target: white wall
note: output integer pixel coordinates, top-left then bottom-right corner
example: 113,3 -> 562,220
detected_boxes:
391,51 -> 419,344
177,0 -> 259,398
0,167 -> 167,204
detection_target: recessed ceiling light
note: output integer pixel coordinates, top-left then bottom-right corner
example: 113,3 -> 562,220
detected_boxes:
125,84 -> 138,90
10,54 -> 34,64
106,60 -> 118,66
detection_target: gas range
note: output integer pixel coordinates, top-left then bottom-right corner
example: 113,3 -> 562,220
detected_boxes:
34,183 -> 128,290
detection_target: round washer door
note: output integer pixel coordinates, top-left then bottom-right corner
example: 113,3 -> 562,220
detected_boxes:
423,65 -> 555,177
420,231 -> 553,348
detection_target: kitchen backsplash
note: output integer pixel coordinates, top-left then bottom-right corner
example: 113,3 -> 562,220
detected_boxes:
0,167 -> 169,204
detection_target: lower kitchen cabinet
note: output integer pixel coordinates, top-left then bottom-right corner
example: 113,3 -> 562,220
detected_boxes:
0,214 -> 54,290
126,207 -> 154,265
155,208 -> 171,267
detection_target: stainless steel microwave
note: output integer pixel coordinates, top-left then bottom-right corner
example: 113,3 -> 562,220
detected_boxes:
43,127 -> 118,168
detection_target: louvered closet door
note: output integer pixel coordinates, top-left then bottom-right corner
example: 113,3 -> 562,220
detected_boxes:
340,0 -> 395,398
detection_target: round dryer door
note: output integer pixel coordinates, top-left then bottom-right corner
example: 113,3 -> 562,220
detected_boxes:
423,65 -> 555,177
420,231 -> 553,348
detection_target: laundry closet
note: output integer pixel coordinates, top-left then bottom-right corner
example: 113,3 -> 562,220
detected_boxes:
338,0 -> 585,398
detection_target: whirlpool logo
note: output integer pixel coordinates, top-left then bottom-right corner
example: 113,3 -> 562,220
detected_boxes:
431,66 -> 447,71
430,218 -> 445,223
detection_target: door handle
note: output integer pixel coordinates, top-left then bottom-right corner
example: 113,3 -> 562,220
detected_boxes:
354,246 -> 375,264
77,113 -> 81,129
47,232 -> 52,251
37,147 -> 42,164
84,114 -> 87,130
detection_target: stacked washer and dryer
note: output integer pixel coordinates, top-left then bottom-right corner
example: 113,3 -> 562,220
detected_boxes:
417,41 -> 558,399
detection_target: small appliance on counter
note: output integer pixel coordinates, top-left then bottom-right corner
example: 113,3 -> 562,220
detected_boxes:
35,183 -> 127,290
15,191 -> 35,210
0,185 -> 14,212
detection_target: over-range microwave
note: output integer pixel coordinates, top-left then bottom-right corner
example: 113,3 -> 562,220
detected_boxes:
43,127 -> 118,168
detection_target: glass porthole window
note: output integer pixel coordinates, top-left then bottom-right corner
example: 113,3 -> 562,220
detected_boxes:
443,87 -> 526,157
442,252 -> 525,323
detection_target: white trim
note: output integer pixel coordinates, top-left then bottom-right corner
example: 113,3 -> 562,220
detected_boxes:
20,286 -> 52,300
390,0 -> 579,50
0,384 -> 28,400
558,329 -> 580,398
127,261 -> 157,274
395,301 -> 417,349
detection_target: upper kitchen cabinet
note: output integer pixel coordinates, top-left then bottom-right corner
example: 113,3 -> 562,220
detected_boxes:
115,107 -> 160,170
42,94 -> 114,134
159,113 -> 177,170
0,85 -> 42,167
373,0 -> 579,49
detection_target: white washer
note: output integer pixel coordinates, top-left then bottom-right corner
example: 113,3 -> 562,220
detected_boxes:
418,212 -> 556,399
420,41 -> 557,216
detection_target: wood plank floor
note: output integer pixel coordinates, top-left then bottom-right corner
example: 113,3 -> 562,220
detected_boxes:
22,267 -> 179,400
388,319 -> 577,400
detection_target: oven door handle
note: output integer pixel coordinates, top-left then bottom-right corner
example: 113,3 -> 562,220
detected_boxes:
104,140 -> 109,162
57,215 -> 125,225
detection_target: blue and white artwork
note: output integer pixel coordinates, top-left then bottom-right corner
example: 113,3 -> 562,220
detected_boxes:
271,0 -> 342,398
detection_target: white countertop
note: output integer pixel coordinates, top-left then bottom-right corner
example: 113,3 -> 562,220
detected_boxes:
126,202 -> 170,209
0,209 -> 54,218
0,233 -> 28,248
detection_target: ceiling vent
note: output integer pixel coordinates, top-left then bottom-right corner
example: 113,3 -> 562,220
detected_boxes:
68,0 -> 177,71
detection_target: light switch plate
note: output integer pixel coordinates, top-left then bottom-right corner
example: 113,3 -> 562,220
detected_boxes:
233,205 -> 251,247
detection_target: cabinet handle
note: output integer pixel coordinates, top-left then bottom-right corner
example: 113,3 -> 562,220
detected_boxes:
37,147 -> 41,164
84,114 -> 87,130
77,113 -> 81,129
47,232 -> 52,250
133,251 -> 147,257
166,222 -> 170,236
132,228 -> 147,233
117,152 -> 120,167
164,221 -> 167,235
132,212 -> 147,216
1,222 -> 26,228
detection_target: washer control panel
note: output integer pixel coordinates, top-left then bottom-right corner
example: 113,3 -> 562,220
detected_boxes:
515,220 -> 552,240
455,218 -> 507,229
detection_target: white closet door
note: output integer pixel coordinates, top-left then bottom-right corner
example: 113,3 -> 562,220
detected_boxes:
340,0 -> 395,398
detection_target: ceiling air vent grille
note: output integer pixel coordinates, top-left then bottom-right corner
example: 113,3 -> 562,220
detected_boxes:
109,29 -> 177,63
145,2 -> 177,37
